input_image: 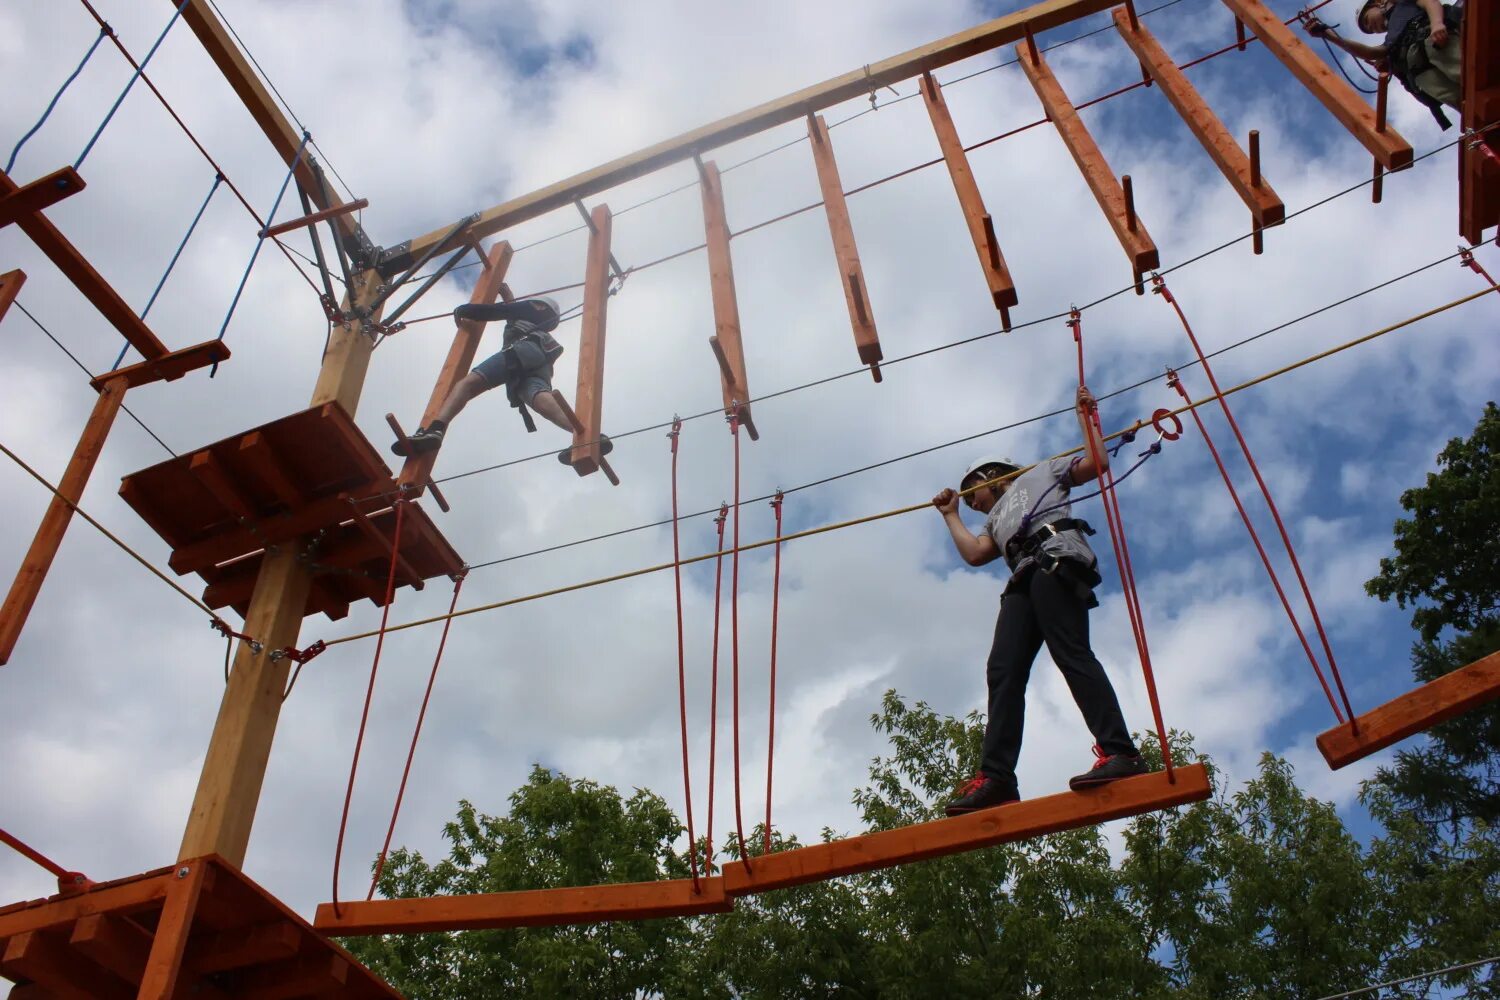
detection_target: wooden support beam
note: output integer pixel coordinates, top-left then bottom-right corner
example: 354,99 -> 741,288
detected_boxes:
697,160 -> 758,438
188,921 -> 301,975
0,170 -> 169,360
723,765 -> 1210,896
69,913 -> 151,983
346,504 -> 425,592
1317,650 -> 1500,769
259,197 -> 368,239
189,451 -> 256,522
237,433 -> 304,511
0,377 -> 128,666
166,493 -> 362,576
1459,0 -> 1500,243
1111,11 -> 1285,230
231,954 -> 348,999
0,167 -> 85,231
1219,0 -> 1412,170
919,72 -> 1019,324
808,114 -> 883,379
1,930 -> 132,1000
0,874 -> 171,940
1017,46 -> 1160,282
137,861 -> 208,1000
314,877 -> 732,936
0,269 -> 24,324
566,204 -> 614,477
88,339 -> 230,392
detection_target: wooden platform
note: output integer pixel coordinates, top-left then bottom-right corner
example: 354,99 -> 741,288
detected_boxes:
314,765 -> 1209,937
1460,0 -> 1500,243
119,403 -> 463,621
0,855 -> 402,999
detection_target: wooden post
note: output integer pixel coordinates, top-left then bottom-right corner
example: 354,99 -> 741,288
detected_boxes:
807,114 -> 883,380
1459,0 -> 1500,244
0,376 -> 128,665
567,205 -> 613,476
920,72 -> 1018,327
136,861 -> 208,1000
0,269 -> 24,324
697,160 -> 758,438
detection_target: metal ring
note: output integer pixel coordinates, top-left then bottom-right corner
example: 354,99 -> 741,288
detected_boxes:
1151,408 -> 1183,441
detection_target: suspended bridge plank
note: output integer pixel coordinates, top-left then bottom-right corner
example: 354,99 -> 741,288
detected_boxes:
1112,11 -> 1284,230
1017,46 -> 1160,282
88,338 -> 230,392
565,204 -> 614,477
1317,650 -> 1500,769
313,877 -> 732,937
1219,0 -> 1412,170
0,269 -> 24,324
722,764 -> 1209,896
698,159 -> 758,438
0,167 -> 86,231
920,72 -> 1018,325
808,113 -> 883,380
1459,0 -> 1500,243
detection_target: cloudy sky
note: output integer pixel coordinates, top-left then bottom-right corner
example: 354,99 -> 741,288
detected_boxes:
1,0 -> 1496,926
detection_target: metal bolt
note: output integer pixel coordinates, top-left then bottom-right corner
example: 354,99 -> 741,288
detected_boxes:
176,866 -> 190,879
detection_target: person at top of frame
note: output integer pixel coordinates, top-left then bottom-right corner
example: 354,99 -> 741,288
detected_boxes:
393,296 -> 611,464
931,385 -> 1150,815
1303,0 -> 1463,129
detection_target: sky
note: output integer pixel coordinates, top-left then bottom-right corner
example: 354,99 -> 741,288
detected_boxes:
0,0 -> 1497,949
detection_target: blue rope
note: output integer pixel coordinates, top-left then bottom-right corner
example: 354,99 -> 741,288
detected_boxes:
1027,436 -> 1165,524
211,132 -> 310,375
7,26 -> 111,174
112,173 -> 224,371
74,0 -> 191,171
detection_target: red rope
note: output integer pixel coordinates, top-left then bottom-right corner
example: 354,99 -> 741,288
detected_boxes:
764,491 -> 784,856
1152,276 -> 1356,727
728,411 -> 752,873
0,826 -> 68,878
367,568 -> 467,901
333,498 -> 408,918
667,419 -> 700,892
705,503 -> 728,869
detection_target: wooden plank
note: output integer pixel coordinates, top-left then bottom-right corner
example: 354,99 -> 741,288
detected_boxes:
68,913 -> 150,983
0,930 -> 131,1000
1317,650 -> 1500,769
230,954 -> 348,1000
0,171 -> 169,360
313,877 -> 732,936
698,161 -> 758,438
0,168 -> 85,231
0,269 -> 25,324
260,198 -> 368,239
88,339 -> 230,392
188,920 -> 301,975
808,114 -> 883,376
919,72 -> 1019,320
345,505 -> 424,591
0,876 -> 170,940
567,204 -> 613,476
1017,46 -> 1160,278
0,377 -> 128,666
1112,11 -> 1284,228
1219,0 -> 1412,170
237,433 -> 303,511
1459,0 -> 1500,243
166,493 -> 361,575
137,861 -> 208,1000
188,451 -> 255,522
722,764 -> 1210,896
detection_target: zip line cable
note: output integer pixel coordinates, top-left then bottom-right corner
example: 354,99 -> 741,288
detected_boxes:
1313,955 -> 1500,1000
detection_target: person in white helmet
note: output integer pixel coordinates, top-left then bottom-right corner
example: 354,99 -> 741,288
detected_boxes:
931,385 -> 1148,815
394,296 -> 610,462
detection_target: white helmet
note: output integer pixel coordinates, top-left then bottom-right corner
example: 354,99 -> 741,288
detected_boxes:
961,455 -> 1019,490
532,295 -> 561,317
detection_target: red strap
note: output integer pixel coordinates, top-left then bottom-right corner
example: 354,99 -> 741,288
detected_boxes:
728,411 -> 752,873
1459,246 -> 1500,293
667,418 -> 700,892
706,502 -> 729,870
764,491 -> 784,856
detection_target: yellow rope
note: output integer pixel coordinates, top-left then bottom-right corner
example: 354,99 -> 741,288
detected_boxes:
324,282 -> 1497,647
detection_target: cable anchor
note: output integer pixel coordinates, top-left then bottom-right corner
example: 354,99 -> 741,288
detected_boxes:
210,618 -> 263,655
270,639 -> 327,665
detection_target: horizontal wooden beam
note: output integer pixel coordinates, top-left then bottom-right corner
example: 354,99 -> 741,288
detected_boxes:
313,877 -> 732,936
259,197 -> 368,239
392,0 -> 1120,265
1317,650 -> 1500,769
0,167 -> 85,231
0,875 -> 170,940
0,269 -> 24,324
89,339 -> 230,392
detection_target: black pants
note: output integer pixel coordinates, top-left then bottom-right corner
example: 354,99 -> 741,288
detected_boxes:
981,565 -> 1136,795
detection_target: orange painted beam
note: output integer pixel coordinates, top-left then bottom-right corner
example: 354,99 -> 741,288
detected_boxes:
1219,0 -> 1412,171
1459,0 -> 1500,244
0,269 -> 24,324
0,377 -> 128,666
808,114 -> 883,380
698,160 -> 758,438
88,338 -> 230,392
1317,650 -> 1500,769
722,764 -> 1209,896
1,928 -> 133,1000
566,204 -> 613,476
1018,46 -> 1159,281
313,876 -> 732,936
1112,11 -> 1284,230
0,871 -> 171,940
920,72 -> 1018,325
0,167 -> 85,231
259,197 -> 368,239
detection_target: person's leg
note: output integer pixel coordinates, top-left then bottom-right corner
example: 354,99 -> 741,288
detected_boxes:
1416,33 -> 1462,107
527,386 -> 575,433
1030,569 -> 1137,759
979,586 -> 1046,796
434,372 -> 493,426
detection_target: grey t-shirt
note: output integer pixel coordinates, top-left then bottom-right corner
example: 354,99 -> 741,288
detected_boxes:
1383,0 -> 1423,46
983,456 -> 1097,583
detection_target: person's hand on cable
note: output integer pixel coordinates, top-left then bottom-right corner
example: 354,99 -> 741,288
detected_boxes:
932,488 -> 961,516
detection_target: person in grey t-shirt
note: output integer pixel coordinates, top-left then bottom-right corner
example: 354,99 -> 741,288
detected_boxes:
932,385 -> 1148,815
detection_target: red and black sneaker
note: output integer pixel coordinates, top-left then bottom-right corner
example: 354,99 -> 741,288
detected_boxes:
944,773 -> 1020,816
1068,744 -> 1150,790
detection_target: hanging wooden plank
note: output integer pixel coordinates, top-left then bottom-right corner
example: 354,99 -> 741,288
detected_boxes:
88,339 -> 230,391
807,114 -> 883,380
565,204 -> 614,476
697,159 -> 758,438
1112,11 -> 1284,232
1219,0 -> 1412,170
1017,45 -> 1159,283
1459,0 -> 1500,243
0,167 -> 85,231
0,270 -> 25,324
920,72 -> 1018,327
1317,650 -> 1500,769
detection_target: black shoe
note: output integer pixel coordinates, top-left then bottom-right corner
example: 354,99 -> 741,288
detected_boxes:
944,774 -> 1020,816
392,425 -> 444,457
1068,745 -> 1150,790
558,434 -> 613,465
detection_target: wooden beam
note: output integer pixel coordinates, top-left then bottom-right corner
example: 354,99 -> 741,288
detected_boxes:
566,204 -> 613,476
237,433 -> 303,511
231,954 -> 348,999
723,764 -> 1210,896
0,167 -> 85,231
259,197 -> 368,239
0,269 -> 24,325
189,450 -> 256,522
1,930 -> 132,1000
345,504 -> 425,591
698,160 -> 758,438
1017,46 -> 1159,281
1317,650 -> 1500,769
314,877 -> 732,936
1459,0 -> 1500,244
808,114 -> 883,379
1219,0 -> 1412,170
137,861 -> 208,1000
0,170 -> 169,360
920,72 -> 1018,324
166,493 -> 364,575
0,377 -> 128,666
188,921 -> 301,975
1112,11 -> 1284,229
0,875 -> 170,940
69,913 -> 151,983
88,339 -> 230,392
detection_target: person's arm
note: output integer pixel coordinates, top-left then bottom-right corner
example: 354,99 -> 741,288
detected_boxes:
453,300 -> 552,325
932,489 -> 1002,566
1069,386 -> 1109,486
1417,0 -> 1449,45
1305,18 -> 1391,61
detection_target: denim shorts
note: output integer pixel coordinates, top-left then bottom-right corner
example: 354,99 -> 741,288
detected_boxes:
473,349 -> 553,404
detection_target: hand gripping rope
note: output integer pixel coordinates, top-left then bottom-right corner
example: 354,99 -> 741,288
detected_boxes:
705,502 -> 729,870
1151,274 -> 1356,728
667,418 -> 700,892
764,490 -> 785,856
728,406 -> 752,872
